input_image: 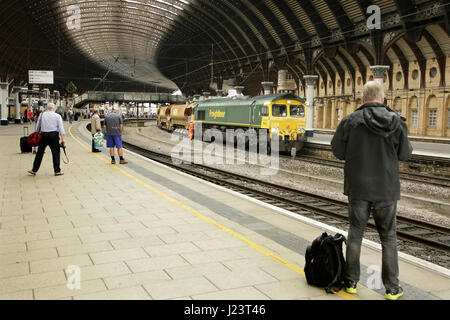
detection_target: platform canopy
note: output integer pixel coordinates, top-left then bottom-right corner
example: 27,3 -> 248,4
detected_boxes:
0,0 -> 448,95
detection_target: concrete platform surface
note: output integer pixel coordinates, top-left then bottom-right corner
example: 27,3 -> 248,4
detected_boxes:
0,121 -> 448,300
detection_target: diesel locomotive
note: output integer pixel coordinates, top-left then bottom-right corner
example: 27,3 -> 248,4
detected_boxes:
158,93 -> 307,153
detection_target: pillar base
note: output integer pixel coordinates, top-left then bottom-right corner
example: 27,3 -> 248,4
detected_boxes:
305,130 -> 314,138
14,119 -> 21,124
234,86 -> 244,96
1,120 -> 8,126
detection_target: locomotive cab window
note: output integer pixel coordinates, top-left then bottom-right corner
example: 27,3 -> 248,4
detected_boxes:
197,110 -> 205,120
272,104 -> 287,117
290,105 -> 305,118
261,106 -> 269,117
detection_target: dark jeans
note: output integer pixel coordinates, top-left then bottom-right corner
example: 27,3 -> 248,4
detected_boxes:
92,134 -> 98,152
345,198 -> 399,291
32,132 -> 61,174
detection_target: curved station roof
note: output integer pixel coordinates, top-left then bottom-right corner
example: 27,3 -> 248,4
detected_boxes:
0,0 -> 448,95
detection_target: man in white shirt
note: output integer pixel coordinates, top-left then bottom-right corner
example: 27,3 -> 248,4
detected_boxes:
28,103 -> 66,176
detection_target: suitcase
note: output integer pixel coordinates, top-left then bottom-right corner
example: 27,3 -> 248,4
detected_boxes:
20,127 -> 32,153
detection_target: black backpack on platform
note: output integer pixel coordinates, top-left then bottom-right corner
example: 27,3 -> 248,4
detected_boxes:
304,232 -> 347,293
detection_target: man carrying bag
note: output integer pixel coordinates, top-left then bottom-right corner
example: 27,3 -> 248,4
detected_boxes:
91,109 -> 102,153
28,103 -> 66,176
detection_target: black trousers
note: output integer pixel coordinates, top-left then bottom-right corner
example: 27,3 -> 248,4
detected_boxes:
32,132 -> 61,173
92,134 -> 100,152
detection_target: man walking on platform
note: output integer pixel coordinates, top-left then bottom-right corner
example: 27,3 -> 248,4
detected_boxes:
28,103 -> 66,176
331,81 -> 412,300
104,106 -> 128,165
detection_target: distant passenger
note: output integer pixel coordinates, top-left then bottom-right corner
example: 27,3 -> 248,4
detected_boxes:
68,109 -> 73,124
91,109 -> 102,153
331,81 -> 412,300
32,109 -> 42,154
28,103 -> 66,176
27,107 -> 33,123
104,107 -> 128,165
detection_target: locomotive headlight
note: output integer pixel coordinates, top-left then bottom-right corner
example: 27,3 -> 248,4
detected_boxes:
271,127 -> 279,134
298,128 -> 306,134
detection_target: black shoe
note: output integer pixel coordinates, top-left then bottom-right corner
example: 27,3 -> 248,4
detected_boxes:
385,287 -> 404,300
93,149 -> 102,153
28,170 -> 37,176
111,159 -> 116,165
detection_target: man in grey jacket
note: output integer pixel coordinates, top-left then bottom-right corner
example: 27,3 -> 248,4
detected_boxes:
331,81 -> 412,300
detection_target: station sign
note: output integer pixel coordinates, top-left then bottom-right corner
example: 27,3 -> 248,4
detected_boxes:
29,70 -> 54,85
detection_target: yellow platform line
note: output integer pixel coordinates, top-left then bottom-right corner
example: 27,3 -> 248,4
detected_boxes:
68,124 -> 358,300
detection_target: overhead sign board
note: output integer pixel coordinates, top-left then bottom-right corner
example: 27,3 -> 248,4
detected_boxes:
29,70 -> 54,84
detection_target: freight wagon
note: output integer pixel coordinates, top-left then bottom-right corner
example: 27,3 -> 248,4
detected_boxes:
157,105 -> 172,130
157,103 -> 194,132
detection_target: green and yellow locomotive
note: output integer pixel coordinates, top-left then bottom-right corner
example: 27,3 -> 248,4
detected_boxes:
190,93 -> 307,153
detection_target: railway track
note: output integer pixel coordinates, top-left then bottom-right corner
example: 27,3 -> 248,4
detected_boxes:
129,124 -> 450,188
123,141 -> 450,254
125,123 -> 450,188
304,142 -> 450,174
283,154 -> 450,188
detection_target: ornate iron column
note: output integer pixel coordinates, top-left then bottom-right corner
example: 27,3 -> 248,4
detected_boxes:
369,65 -> 390,86
303,75 -> 318,137
0,81 -> 8,125
13,87 -> 24,124
261,82 -> 273,95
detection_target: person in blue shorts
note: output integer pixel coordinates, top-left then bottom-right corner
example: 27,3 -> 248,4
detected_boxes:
104,106 -> 128,165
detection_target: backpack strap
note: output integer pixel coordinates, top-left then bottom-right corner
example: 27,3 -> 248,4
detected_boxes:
335,233 -> 347,245
324,235 -> 346,293
325,243 -> 343,292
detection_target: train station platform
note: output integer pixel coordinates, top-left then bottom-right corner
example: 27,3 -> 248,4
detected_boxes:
0,121 -> 449,301
311,129 -> 450,159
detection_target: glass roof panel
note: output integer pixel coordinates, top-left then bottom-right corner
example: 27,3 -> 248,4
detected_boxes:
54,0 -> 189,90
